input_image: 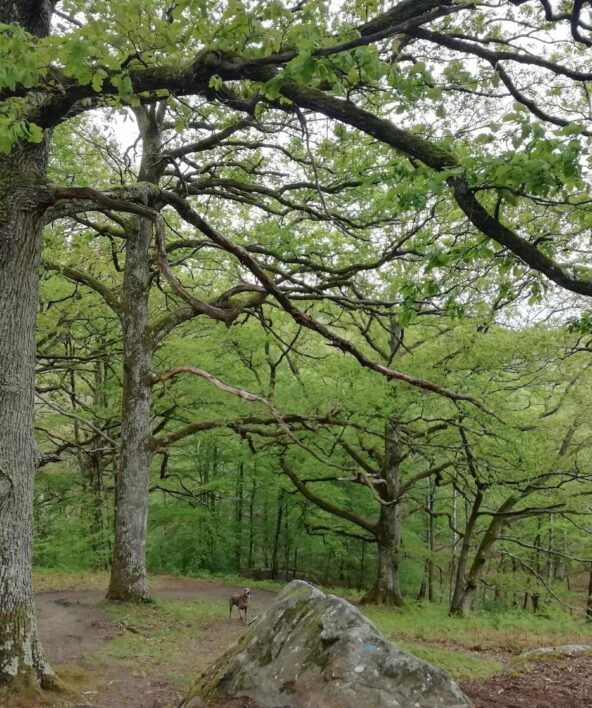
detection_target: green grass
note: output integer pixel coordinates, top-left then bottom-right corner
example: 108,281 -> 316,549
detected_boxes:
398,642 -> 503,681
32,568 -> 592,685
364,602 -> 592,654
100,597 -> 230,687
106,595 -> 226,629
100,595 -> 505,683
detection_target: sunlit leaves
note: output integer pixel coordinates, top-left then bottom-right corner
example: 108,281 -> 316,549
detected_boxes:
0,23 -> 45,90
0,98 -> 44,153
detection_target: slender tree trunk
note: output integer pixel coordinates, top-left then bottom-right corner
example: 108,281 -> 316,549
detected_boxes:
511,556 -> 519,607
78,444 -> 107,561
361,419 -> 405,607
450,495 -> 518,616
235,462 -> 244,572
270,489 -> 284,580
322,552 -> 332,586
262,488 -> 269,568
283,497 -> 291,576
531,520 -> 542,613
427,477 -> 435,602
418,478 -> 436,601
209,445 -> 217,511
68,335 -> 108,564
248,473 -> 256,568
586,563 -> 592,621
449,488 -> 483,614
90,357 -> 110,567
358,540 -> 366,591
108,107 -> 164,601
547,514 -> 554,581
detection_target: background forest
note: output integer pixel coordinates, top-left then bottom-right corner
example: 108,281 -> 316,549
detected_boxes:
35,108 -> 592,618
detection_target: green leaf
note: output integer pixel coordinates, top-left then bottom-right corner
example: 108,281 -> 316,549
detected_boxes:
558,124 -> 585,136
91,69 -> 108,92
26,122 -> 44,143
262,74 -> 284,100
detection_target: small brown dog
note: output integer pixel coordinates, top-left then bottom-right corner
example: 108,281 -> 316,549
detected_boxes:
229,587 -> 251,624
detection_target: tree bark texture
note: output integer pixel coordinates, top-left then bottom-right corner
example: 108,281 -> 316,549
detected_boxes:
106,215 -> 155,601
450,495 -> 518,616
586,563 -> 592,621
361,418 -> 405,607
0,151 -> 56,688
449,488 -> 484,615
0,1 -> 57,689
107,106 -> 165,601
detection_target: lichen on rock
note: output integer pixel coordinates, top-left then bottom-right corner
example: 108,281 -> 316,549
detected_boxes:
181,580 -> 470,708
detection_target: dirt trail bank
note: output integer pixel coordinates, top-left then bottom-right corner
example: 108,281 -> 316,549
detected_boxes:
32,577 -> 275,708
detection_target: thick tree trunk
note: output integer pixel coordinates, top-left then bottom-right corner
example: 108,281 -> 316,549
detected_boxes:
107,107 -> 164,601
362,504 -> 405,606
0,0 -> 57,691
106,216 -> 154,601
0,153 -> 55,688
361,419 -> 405,607
362,529 -> 405,606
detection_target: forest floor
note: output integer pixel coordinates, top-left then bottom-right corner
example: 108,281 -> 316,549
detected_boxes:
30,574 -> 276,708
5,571 -> 591,707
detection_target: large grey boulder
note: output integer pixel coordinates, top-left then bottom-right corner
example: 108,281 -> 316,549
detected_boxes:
181,580 -> 470,708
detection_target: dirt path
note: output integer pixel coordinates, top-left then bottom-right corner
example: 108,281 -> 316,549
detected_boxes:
462,655 -> 592,707
33,578 -> 277,708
